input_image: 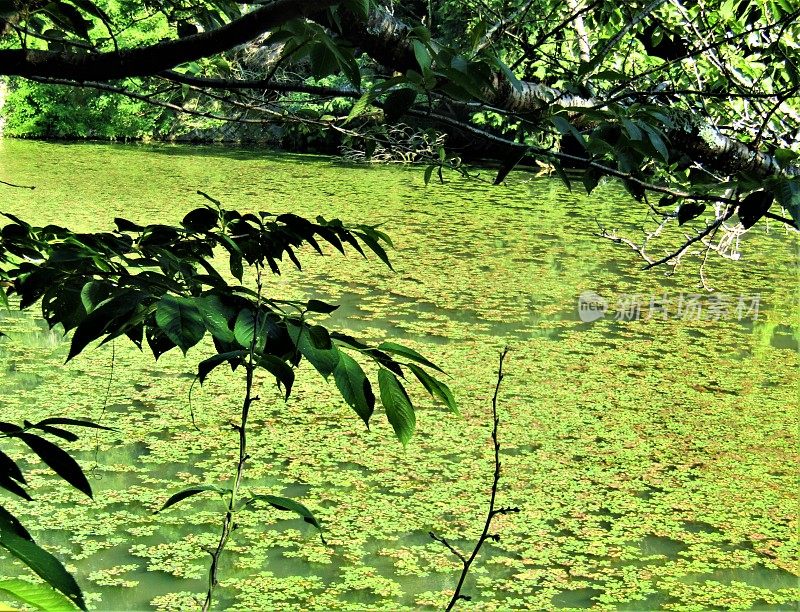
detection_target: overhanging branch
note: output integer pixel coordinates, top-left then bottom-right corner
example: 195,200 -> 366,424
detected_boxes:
0,0 -> 337,80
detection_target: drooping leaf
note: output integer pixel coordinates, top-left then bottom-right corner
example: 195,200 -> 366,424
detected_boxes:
155,295 -> 205,354
551,115 -> 586,149
255,354 -> 295,400
0,473 -> 30,501
407,363 -> 457,413
67,290 -> 143,361
197,350 -> 247,384
377,369 -> 415,445
494,147 -> 528,185
247,494 -> 322,530
0,450 -> 26,486
333,352 -> 374,426
195,295 -> 236,343
354,231 -> 393,270
287,321 -> 340,378
377,341 -> 445,373
157,484 -> 229,512
738,190 -> 774,229
13,433 -> 92,498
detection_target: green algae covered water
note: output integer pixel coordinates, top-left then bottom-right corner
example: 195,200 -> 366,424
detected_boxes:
0,139 -> 798,610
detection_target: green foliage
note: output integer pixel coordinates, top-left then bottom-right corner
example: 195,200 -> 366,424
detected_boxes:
0,199 -> 454,437
0,579 -> 78,611
0,190 -> 456,606
1,79 -> 170,140
0,418 -> 110,610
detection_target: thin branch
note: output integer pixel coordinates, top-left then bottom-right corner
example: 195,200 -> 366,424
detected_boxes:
643,205 -> 736,269
0,179 -> 35,189
430,346 -> 519,611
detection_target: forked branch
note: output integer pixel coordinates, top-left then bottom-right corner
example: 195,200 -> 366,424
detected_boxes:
430,346 -> 519,610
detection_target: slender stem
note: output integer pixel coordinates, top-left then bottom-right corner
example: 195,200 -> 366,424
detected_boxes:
431,347 -> 519,611
201,267 -> 263,612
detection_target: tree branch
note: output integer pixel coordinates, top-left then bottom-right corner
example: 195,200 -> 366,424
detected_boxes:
0,0 -> 337,80
431,347 -> 519,611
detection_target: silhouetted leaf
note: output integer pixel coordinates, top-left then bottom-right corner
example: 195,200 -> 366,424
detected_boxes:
157,484 -> 229,512
14,433 -> 92,498
677,202 -> 706,225
305,299 -> 339,314
739,190 -> 773,229
35,418 -> 113,431
247,494 -> 322,530
181,207 -> 218,232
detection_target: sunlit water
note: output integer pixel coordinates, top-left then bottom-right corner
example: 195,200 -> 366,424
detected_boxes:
0,140 -> 798,610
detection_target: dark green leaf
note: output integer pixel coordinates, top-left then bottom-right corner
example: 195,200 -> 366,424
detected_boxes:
411,39 -> 432,73
0,508 -> 86,610
333,352 -> 374,426
195,295 -> 236,343
377,341 -> 445,373
494,147 -> 527,185
407,363 -> 457,413
383,88 -> 417,122
67,290 -> 143,361
355,231 -> 393,270
157,484 -> 228,512
247,494 -> 322,530
255,353 -> 295,400
14,433 -> 92,498
377,369 -> 415,445
155,295 -> 206,354
287,321 -> 339,379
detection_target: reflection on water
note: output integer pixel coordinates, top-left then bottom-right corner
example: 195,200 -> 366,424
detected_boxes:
0,140 -> 797,610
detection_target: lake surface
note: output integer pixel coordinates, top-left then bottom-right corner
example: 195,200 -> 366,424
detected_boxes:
0,139 -> 797,610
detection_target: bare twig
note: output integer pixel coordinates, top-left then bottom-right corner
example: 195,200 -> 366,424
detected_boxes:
430,346 -> 519,611
0,179 -> 35,189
